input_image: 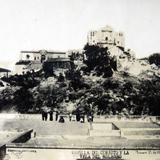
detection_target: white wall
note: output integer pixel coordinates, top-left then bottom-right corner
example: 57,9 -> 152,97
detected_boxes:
88,26 -> 125,49
15,64 -> 28,75
20,53 -> 41,61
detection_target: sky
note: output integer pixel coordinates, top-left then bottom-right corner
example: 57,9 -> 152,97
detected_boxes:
0,0 -> 160,69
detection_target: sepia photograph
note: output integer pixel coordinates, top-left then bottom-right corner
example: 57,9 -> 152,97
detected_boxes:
0,0 -> 160,159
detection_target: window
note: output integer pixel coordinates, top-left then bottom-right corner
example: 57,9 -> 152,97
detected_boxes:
119,33 -> 123,36
26,54 -> 30,60
90,32 -> 95,36
41,55 -> 46,62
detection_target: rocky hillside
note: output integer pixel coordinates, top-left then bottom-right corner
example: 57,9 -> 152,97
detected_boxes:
0,45 -> 160,116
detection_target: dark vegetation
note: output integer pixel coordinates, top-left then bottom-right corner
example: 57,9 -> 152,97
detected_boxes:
1,71 -> 41,88
0,45 -> 160,115
148,53 -> 160,66
82,44 -> 117,77
15,60 -> 31,65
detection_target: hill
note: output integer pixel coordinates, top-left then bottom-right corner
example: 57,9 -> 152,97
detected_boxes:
0,45 -> 160,116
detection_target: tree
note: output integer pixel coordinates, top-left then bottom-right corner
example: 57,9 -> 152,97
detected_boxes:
83,44 -> 116,77
57,73 -> 65,82
14,88 -> 34,113
148,53 -> 160,66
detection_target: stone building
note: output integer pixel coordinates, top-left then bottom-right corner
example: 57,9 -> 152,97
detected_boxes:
19,50 -> 67,62
87,25 -> 125,49
87,25 -> 125,58
15,50 -> 68,74
87,25 -> 137,71
86,25 -> 126,61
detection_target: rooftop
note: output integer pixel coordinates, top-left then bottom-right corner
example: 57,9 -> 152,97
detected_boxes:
45,58 -> 70,62
21,50 -> 66,54
0,68 -> 11,73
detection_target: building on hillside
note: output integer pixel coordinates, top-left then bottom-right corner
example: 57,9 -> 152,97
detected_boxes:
0,67 -> 11,78
15,50 -> 68,74
43,58 -> 72,76
87,25 -> 125,51
19,50 -> 67,62
87,25 -> 137,71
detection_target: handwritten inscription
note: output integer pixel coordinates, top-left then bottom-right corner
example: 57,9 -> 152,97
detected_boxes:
136,150 -> 160,155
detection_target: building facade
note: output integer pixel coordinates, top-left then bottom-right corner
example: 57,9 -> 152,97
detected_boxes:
15,50 -> 68,74
87,25 -> 125,50
19,50 -> 67,62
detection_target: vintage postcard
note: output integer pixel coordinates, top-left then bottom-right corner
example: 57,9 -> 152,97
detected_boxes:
0,0 -> 160,160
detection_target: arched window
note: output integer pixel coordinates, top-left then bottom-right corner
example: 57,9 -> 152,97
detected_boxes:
105,37 -> 108,41
26,54 -> 30,60
41,55 -> 46,62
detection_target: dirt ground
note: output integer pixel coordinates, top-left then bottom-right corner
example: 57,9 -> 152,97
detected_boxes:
0,118 -> 160,149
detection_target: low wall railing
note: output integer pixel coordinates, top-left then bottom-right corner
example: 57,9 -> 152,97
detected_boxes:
0,113 -> 160,122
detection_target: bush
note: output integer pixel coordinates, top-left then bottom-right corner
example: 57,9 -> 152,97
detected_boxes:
83,44 -> 116,77
14,88 -> 34,113
149,53 -> 160,66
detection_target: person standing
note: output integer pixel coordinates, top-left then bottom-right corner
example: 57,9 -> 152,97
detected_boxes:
44,110 -> 48,121
88,115 -> 93,130
76,111 -> 80,122
79,114 -> 85,123
55,111 -> 59,121
42,110 -> 45,121
69,113 -> 72,121
49,110 -> 53,121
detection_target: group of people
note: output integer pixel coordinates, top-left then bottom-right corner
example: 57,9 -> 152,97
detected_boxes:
41,109 -> 94,123
41,110 -> 60,122
77,114 -> 94,123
